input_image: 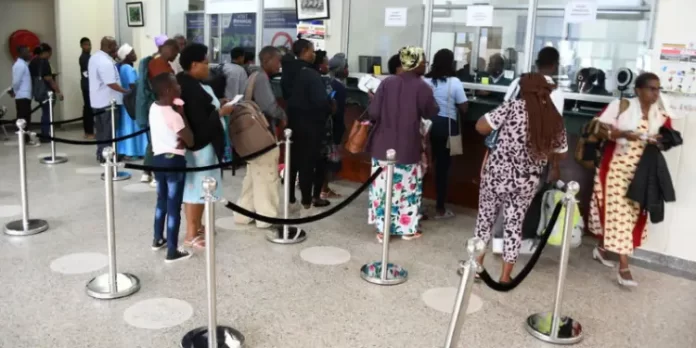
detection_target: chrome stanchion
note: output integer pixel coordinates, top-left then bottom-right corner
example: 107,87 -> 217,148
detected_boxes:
4,119 -> 49,236
267,128 -> 307,244
443,237 -> 486,348
360,149 -> 408,285
39,92 -> 68,164
526,181 -> 583,344
86,147 -> 140,299
101,100 -> 131,181
182,177 -> 245,348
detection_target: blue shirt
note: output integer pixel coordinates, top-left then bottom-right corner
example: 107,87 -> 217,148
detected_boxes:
424,77 -> 468,120
12,59 -> 31,99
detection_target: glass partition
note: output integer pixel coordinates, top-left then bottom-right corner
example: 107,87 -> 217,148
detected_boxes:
430,0 -> 529,86
534,0 -> 654,94
346,0 -> 424,75
166,0 -> 205,41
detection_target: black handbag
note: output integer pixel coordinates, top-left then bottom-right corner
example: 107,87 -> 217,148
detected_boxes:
32,59 -> 49,102
123,88 -> 137,120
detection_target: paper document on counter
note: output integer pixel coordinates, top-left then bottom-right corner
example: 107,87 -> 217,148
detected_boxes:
358,75 -> 382,94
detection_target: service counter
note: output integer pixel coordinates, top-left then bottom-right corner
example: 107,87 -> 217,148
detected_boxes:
270,79 -> 609,215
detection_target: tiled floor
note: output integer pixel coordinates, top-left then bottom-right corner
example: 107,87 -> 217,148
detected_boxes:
1,129 -> 695,348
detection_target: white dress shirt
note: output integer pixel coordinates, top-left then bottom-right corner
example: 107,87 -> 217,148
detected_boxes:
12,58 -> 32,100
88,50 -> 122,108
504,75 -> 565,115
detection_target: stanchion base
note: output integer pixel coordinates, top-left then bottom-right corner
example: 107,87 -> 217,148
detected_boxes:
181,326 -> 245,348
360,261 -> 408,285
526,312 -> 583,345
101,171 -> 131,181
266,226 -> 307,244
39,156 -> 68,164
4,219 -> 49,236
86,273 -> 140,300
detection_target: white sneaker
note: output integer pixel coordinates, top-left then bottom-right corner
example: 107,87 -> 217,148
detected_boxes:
492,238 -> 504,254
140,173 -> 151,183
519,239 -> 538,255
149,179 -> 158,188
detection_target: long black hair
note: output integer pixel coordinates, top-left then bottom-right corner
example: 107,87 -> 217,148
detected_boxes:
425,48 -> 455,86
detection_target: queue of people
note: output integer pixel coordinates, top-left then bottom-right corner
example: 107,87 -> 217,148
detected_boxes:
7,35 -> 679,284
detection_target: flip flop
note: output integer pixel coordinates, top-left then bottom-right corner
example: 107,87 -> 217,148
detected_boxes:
184,235 -> 205,249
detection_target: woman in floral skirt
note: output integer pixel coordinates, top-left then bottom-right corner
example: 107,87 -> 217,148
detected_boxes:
366,46 -> 438,242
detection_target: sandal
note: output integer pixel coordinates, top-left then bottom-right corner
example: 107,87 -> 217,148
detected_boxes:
184,235 -> 206,249
401,232 -> 423,241
321,189 -> 342,199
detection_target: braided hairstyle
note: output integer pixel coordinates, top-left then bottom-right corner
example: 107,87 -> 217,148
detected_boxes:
519,73 -> 564,160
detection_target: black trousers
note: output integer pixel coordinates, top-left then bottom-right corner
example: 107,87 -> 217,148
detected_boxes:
15,98 -> 32,141
288,125 -> 326,205
81,82 -> 94,135
430,116 -> 458,211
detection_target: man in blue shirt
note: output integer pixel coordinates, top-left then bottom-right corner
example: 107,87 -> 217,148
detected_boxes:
10,46 -> 35,145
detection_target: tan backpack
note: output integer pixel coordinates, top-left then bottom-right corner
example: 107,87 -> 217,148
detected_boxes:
227,72 -> 278,159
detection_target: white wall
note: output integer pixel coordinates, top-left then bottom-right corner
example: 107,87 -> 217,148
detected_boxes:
0,0 -> 57,120
130,0 -> 165,59
55,0 -> 116,121
640,0 -> 696,262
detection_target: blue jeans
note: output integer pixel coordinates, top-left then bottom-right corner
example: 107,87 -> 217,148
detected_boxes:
153,153 -> 186,257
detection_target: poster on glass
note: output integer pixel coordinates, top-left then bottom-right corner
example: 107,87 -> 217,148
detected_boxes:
295,0 -> 330,21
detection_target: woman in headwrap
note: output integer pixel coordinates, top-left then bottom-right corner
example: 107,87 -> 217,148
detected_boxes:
367,46 -> 438,242
115,44 -> 147,159
474,73 -> 568,282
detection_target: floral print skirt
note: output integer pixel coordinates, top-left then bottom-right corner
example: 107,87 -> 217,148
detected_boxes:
368,158 -> 424,236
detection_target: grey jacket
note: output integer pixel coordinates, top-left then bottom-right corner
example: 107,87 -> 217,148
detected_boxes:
248,71 -> 286,127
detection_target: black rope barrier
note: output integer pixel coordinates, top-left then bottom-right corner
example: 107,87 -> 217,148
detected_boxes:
221,166 -> 383,225
477,202 -> 563,292
123,143 -> 280,173
36,128 -> 150,145
1,104 -> 109,126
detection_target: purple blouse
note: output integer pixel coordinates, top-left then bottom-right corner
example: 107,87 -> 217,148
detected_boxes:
367,72 -> 438,164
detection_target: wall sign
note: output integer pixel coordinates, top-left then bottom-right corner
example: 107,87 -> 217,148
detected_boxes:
466,5 -> 493,27
564,1 -> 598,23
384,8 -> 407,27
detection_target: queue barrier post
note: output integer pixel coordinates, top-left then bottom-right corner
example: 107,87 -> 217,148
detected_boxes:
267,128 -> 307,244
442,237 -> 486,348
360,149 -> 408,285
525,181 -> 584,344
101,99 -> 131,181
182,177 -> 245,348
39,91 -> 68,164
4,119 -> 49,236
86,147 -> 140,299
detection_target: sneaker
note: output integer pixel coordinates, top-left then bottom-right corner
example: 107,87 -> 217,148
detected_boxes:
149,179 -> 158,188
519,239 -> 538,255
165,249 -> 192,264
151,238 -> 166,251
140,173 -> 152,183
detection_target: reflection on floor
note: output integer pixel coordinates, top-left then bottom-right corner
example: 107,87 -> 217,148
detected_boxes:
1,130 -> 695,348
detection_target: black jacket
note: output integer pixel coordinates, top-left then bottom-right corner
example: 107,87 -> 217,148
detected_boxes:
280,53 -> 301,100
626,127 -> 682,223
286,60 -> 330,127
176,72 -> 226,161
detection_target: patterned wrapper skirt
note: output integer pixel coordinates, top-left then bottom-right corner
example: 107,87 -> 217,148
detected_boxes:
183,143 -> 223,204
368,158 -> 424,236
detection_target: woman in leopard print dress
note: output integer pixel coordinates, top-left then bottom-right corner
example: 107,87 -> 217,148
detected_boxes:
474,73 -> 568,282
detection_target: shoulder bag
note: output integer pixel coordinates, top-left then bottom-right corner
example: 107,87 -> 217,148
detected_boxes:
32,59 -> 49,102
447,78 -> 464,156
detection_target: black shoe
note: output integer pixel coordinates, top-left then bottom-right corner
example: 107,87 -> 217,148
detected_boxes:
313,198 -> 331,208
151,238 -> 167,251
165,249 -> 192,264
97,156 -> 106,164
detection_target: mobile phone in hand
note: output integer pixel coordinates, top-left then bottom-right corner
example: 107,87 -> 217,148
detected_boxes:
329,91 -> 336,99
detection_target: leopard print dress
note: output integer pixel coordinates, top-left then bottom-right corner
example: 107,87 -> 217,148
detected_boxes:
475,100 -> 568,263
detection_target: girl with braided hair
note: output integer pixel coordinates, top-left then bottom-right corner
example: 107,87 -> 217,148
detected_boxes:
473,73 -> 568,282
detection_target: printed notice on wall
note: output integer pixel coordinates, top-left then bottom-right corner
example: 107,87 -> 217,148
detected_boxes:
385,8 -> 407,27
564,1 -> 597,23
466,5 -> 493,27
206,0 -> 257,14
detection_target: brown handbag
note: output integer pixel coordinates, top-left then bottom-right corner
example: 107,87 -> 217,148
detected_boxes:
345,116 -> 372,154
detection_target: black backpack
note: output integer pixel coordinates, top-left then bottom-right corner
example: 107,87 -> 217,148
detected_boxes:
204,63 -> 227,99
